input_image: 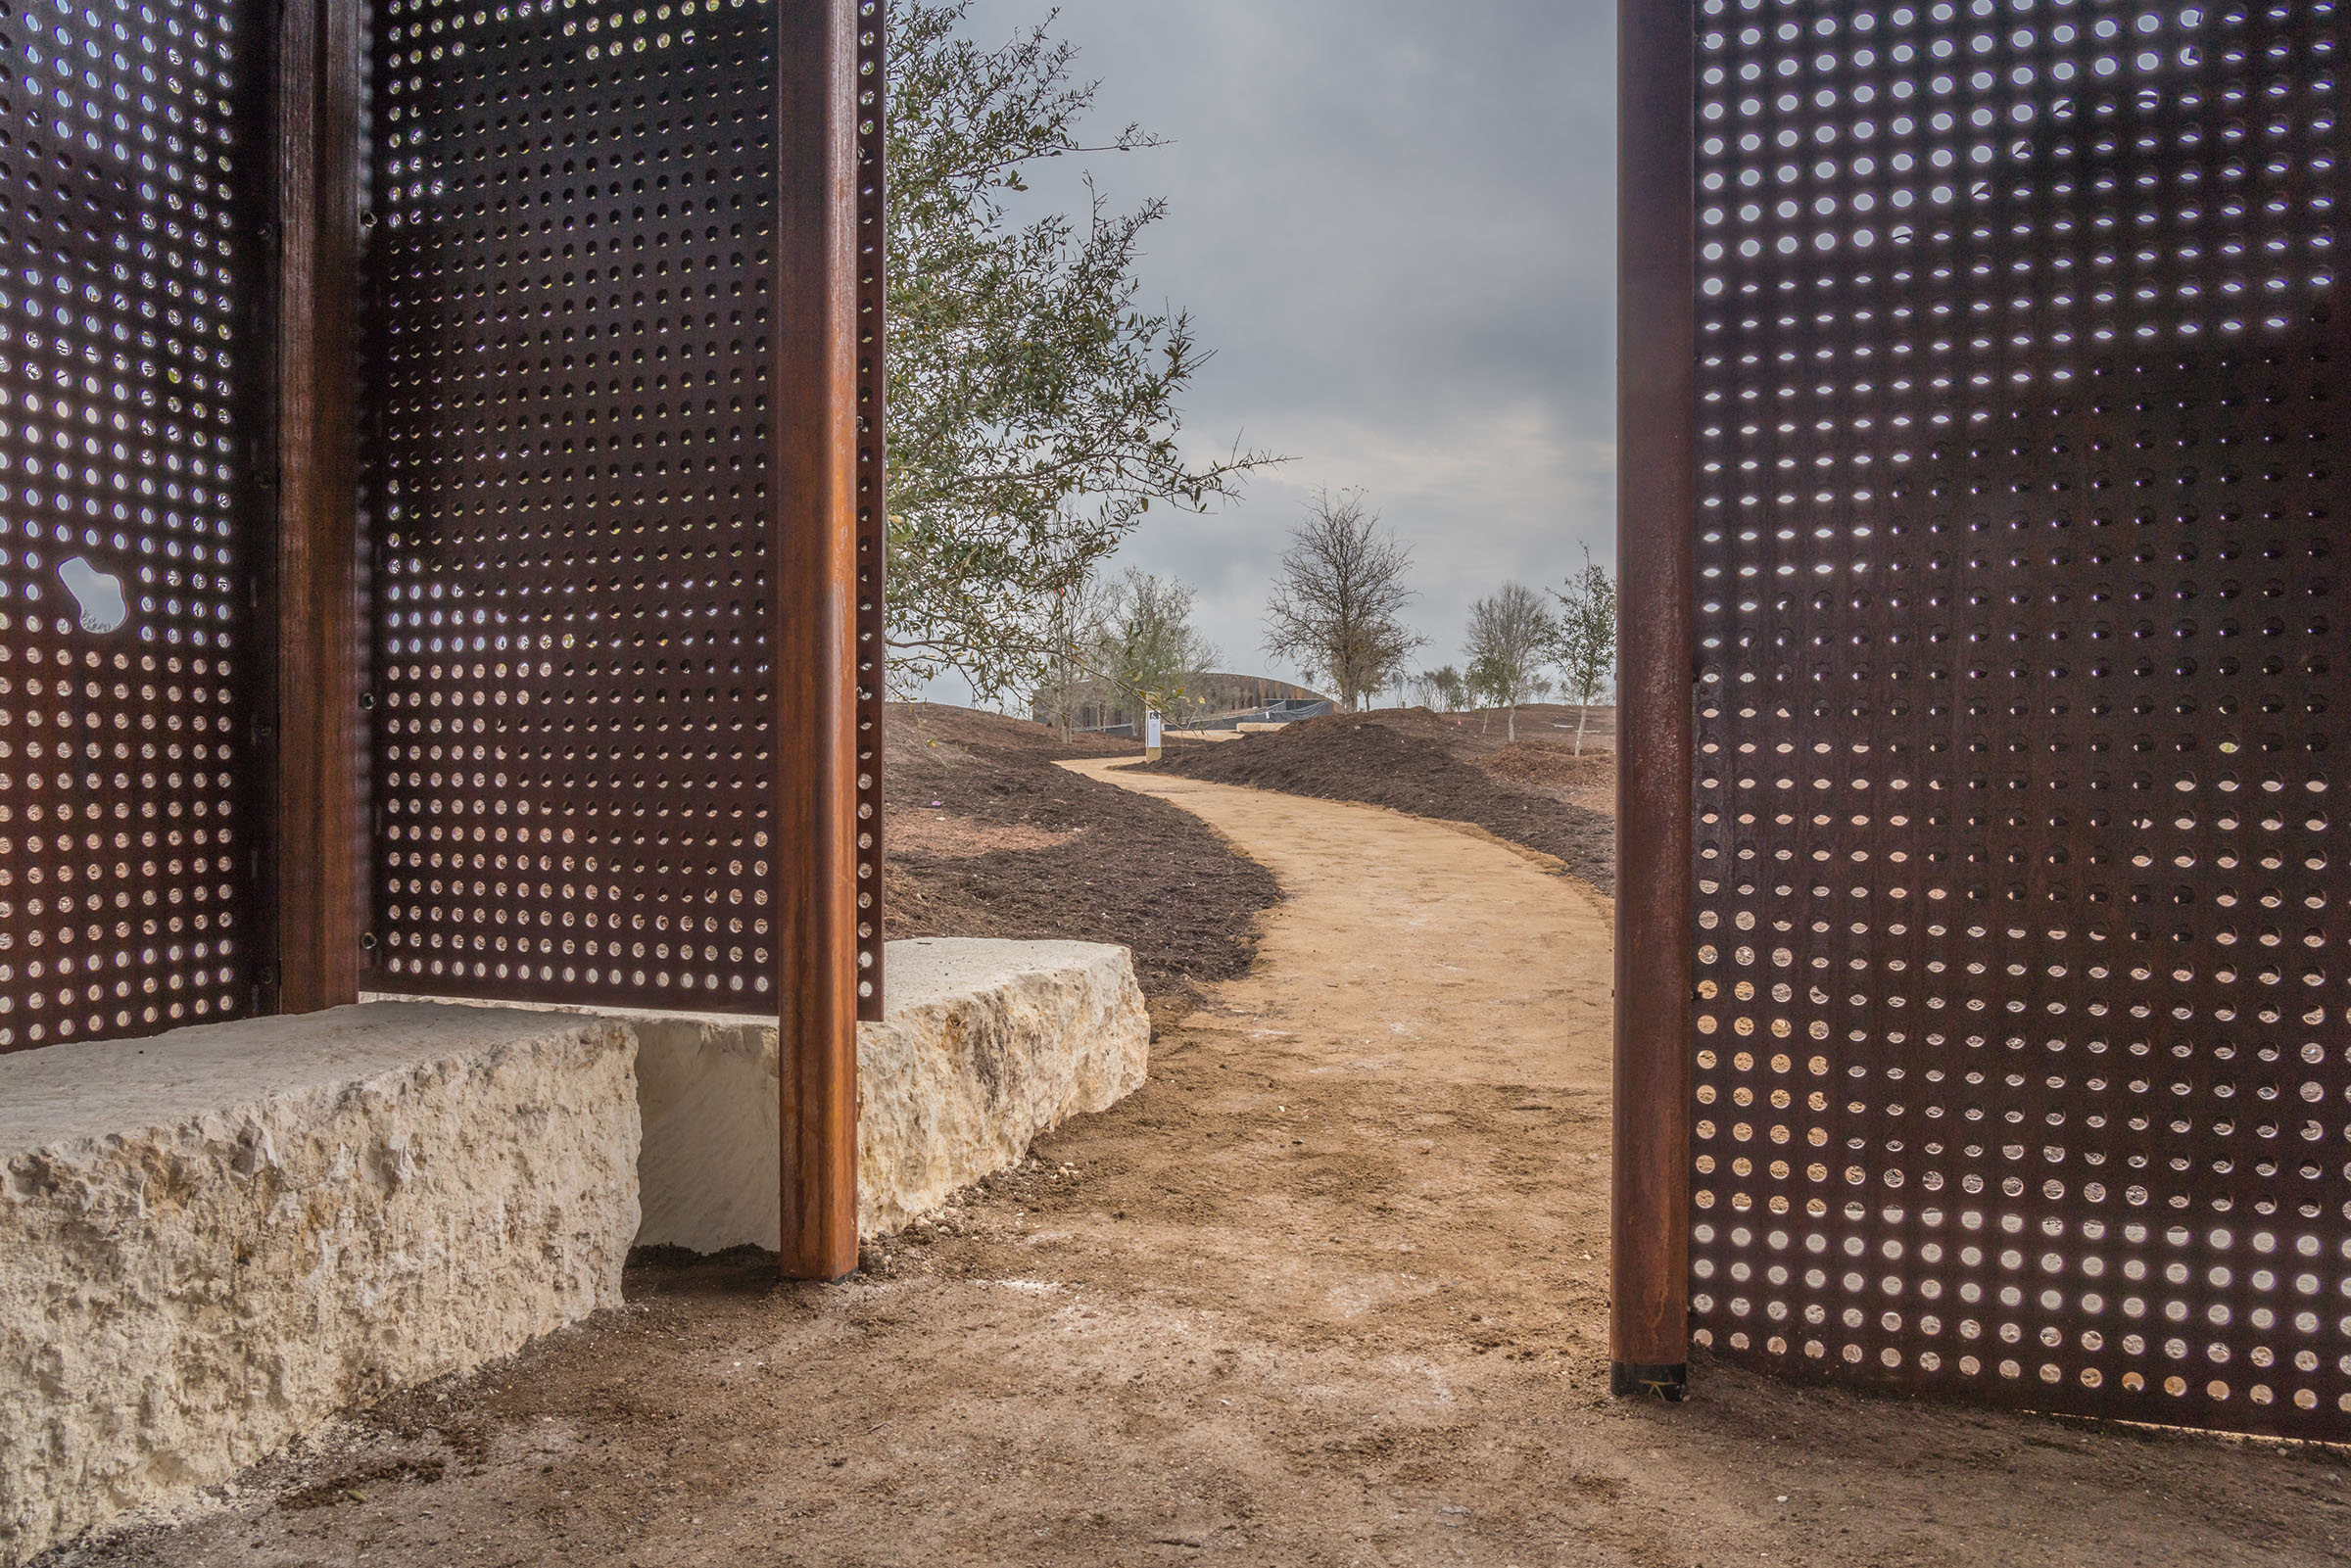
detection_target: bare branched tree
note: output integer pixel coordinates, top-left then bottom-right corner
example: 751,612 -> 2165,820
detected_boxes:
1263,489 -> 1425,712
1031,572 -> 1118,739
1407,664 -> 1465,712
1463,583 -> 1556,743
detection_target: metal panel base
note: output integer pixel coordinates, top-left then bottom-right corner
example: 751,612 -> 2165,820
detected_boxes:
1609,1361 -> 1689,1402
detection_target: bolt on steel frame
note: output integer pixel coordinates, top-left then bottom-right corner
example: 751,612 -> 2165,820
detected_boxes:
0,0 -> 881,1281
1616,0 -> 2351,1438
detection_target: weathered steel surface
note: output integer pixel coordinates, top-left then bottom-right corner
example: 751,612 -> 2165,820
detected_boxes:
266,0 -> 367,1014
0,0 -> 878,1068
364,0 -> 803,1015
769,0 -> 862,1279
1686,0 -> 2349,1438
1613,0 -> 1700,1396
0,0 -> 264,1051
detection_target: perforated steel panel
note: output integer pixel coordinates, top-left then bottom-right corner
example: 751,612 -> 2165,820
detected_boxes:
1687,0 -> 2351,1438
364,0 -> 785,1011
0,0 -> 261,1051
853,0 -> 883,1020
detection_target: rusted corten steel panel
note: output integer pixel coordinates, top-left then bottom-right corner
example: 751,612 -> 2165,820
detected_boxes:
363,0 -> 832,1014
853,0 -> 884,1022
1685,0 -> 2350,1439
0,0 -> 265,1051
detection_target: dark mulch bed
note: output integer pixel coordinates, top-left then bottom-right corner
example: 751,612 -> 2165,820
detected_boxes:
1142,713 -> 1616,893
882,703 -> 1280,1017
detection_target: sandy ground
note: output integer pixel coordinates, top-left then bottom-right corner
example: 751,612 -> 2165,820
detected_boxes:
57,766 -> 2351,1567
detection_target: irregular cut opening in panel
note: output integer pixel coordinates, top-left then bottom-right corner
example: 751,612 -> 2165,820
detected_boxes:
0,0 -> 263,1052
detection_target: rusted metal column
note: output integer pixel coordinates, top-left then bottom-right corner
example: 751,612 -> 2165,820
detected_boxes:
265,0 -> 365,1015
774,0 -> 864,1281
1609,0 -> 1696,1401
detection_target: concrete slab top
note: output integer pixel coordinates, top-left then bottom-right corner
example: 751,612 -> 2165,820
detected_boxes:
0,1002 -> 610,1154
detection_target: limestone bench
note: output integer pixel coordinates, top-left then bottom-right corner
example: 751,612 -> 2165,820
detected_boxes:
0,938 -> 1148,1566
634,936 -> 1150,1249
0,1006 -> 641,1567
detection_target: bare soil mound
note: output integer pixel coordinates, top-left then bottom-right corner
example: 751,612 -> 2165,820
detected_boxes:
1142,713 -> 1614,892
882,703 -> 1278,1016
1473,740 -> 1614,816
1474,739 -> 1611,788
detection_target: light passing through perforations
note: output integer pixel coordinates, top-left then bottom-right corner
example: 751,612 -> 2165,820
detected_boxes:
0,0 -> 258,1052
366,0 -> 781,1012
853,0 -> 884,1020
1688,0 -> 2351,1439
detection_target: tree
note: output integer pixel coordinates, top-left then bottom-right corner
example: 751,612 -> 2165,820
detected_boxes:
1027,567 -> 1214,741
1032,571 -> 1118,739
1408,664 -> 1465,712
1462,584 -> 1556,743
1099,569 -> 1219,735
1263,489 -> 1426,711
1549,545 -> 1618,756
887,3 -> 1277,699
1463,650 -> 1507,733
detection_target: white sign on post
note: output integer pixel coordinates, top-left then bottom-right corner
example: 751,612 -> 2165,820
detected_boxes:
1143,709 -> 1164,761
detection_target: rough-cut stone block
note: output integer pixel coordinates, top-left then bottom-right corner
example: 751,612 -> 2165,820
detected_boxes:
635,938 -> 1149,1250
855,938 -> 1150,1234
0,1004 -> 641,1567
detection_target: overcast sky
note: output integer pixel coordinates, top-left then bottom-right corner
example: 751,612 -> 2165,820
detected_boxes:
940,0 -> 1616,706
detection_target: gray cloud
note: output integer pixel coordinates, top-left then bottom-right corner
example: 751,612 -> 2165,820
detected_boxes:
937,0 -> 1616,702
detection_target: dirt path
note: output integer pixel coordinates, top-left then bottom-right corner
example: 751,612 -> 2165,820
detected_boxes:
67,771 -> 2349,1567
